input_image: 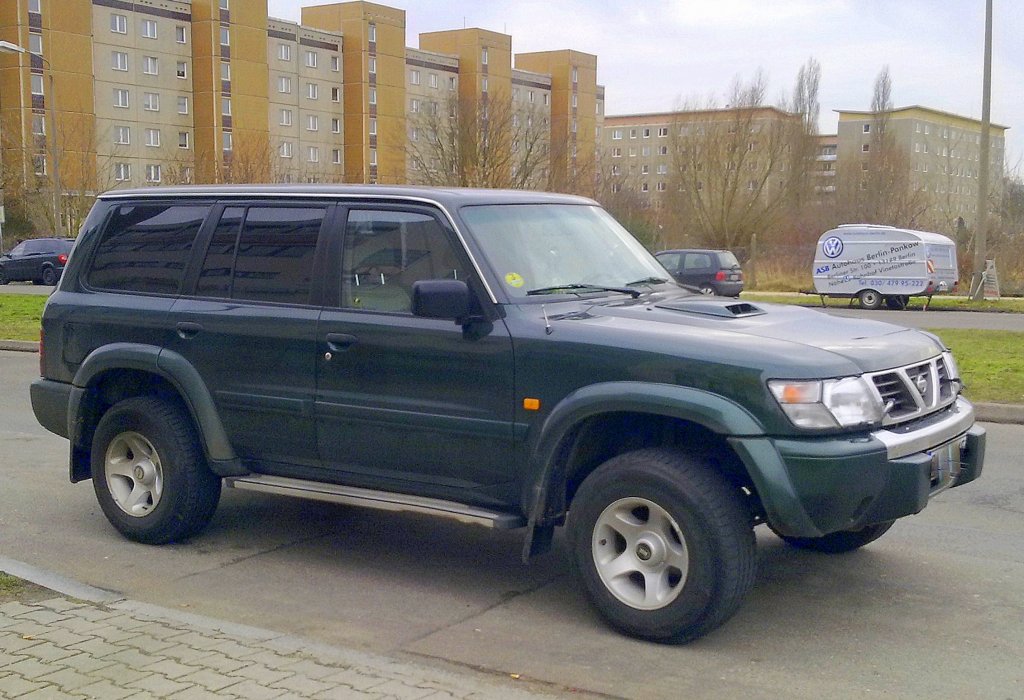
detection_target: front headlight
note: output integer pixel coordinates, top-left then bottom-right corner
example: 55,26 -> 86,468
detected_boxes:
769,376 -> 883,429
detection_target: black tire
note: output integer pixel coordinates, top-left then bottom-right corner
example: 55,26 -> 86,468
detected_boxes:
41,266 -> 58,286
699,284 -> 715,295
776,521 -> 894,554
858,289 -> 882,310
91,396 -> 221,544
569,448 -> 756,644
0,269 -> 8,285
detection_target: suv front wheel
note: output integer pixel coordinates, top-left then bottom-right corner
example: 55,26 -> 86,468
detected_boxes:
569,448 -> 756,643
91,396 -> 221,544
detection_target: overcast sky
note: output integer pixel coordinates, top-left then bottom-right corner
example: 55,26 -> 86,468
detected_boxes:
268,0 -> 1023,167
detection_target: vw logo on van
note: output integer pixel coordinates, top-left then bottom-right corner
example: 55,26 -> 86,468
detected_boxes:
822,236 -> 844,259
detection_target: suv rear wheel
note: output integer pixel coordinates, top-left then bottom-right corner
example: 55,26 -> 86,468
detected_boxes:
569,448 -> 756,644
41,266 -> 58,286
91,396 -> 221,544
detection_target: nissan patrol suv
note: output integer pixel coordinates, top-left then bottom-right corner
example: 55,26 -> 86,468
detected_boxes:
31,185 -> 985,644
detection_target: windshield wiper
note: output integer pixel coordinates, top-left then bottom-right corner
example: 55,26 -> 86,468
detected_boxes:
526,283 -> 641,299
625,277 -> 670,287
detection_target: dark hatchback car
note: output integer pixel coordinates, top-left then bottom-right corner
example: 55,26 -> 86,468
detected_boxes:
656,248 -> 744,296
0,237 -> 75,286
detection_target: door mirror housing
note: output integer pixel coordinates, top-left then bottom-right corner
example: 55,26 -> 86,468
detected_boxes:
412,279 -> 472,321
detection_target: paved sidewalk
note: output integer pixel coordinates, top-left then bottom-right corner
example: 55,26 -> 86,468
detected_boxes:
0,563 -> 557,700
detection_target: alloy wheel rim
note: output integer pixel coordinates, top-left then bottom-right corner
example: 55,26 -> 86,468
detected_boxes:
592,497 -> 689,610
104,431 -> 164,517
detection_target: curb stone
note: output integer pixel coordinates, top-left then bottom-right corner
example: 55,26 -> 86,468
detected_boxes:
5,340 -> 1021,423
0,558 -> 566,699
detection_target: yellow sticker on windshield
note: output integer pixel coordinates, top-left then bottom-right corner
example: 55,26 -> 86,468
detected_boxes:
505,272 -> 525,288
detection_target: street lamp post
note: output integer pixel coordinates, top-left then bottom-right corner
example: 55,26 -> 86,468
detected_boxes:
0,39 -> 63,237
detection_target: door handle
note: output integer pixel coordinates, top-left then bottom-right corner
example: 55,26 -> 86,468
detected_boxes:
176,322 -> 203,339
325,333 -> 357,352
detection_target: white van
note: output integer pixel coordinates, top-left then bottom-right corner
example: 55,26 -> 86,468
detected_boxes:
812,224 -> 959,309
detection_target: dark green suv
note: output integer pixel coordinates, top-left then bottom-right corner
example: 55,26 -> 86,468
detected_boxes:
30,185 -> 985,644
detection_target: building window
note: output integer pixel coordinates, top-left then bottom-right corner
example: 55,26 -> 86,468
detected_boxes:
280,141 -> 293,158
332,149 -> 341,164
481,47 -> 488,65
278,44 -> 291,61
219,0 -> 229,8
861,143 -> 870,153
368,57 -> 376,74
630,128 -> 637,139
410,69 -> 420,85
863,123 -> 871,133
176,25 -> 187,43
177,61 -> 187,79
143,56 -> 158,75
223,132 -> 233,151
657,182 -> 667,192
111,14 -> 127,34
332,117 -> 341,133
145,164 -> 161,183
307,146 -> 319,163
641,164 -> 649,175
112,51 -> 129,72
305,50 -> 318,68
612,129 -> 622,140
481,77 -> 488,93
114,125 -> 130,144
177,96 -> 189,114
331,86 -> 340,102
113,88 -> 129,108
368,23 -> 376,42
306,114 -> 318,131
659,146 -> 668,155
307,82 -> 318,99
572,66 -> 578,83
220,27 -> 229,46
29,34 -> 42,54
28,0 -> 41,11
657,164 -> 668,175
410,98 -> 419,113
280,108 -> 292,126
449,76 -> 456,90
369,88 -> 377,105
369,148 -> 377,166
641,182 -> 649,192
331,55 -> 340,71
221,97 -> 231,116
628,147 -> 636,157
572,94 -> 577,108
369,117 -> 377,135
114,163 -> 131,181
142,19 -> 157,39
143,92 -> 160,111
278,76 -> 292,93
611,148 -> 621,158
221,62 -> 231,81
145,128 -> 160,147
429,73 -> 438,89
31,115 -> 45,136
178,131 -> 190,149
410,126 -> 418,141
32,155 -> 47,176
658,127 -> 669,137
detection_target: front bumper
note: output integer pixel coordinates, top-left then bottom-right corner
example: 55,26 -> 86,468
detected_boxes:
730,397 -> 985,538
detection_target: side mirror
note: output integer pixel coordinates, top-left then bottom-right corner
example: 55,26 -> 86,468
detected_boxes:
412,279 -> 472,321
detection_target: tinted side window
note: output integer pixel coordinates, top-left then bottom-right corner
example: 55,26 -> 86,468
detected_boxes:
88,204 -> 209,294
24,239 -> 53,254
656,252 -> 680,272
683,253 -> 712,270
341,209 -> 466,312
197,206 -> 324,305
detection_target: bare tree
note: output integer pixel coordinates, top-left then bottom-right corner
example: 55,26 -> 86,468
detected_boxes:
661,74 -> 806,253
406,90 -> 550,189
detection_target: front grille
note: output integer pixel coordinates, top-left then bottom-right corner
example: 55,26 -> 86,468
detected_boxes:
869,356 -> 959,426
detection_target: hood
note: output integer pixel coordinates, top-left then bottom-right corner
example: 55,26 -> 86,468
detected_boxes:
555,291 -> 943,374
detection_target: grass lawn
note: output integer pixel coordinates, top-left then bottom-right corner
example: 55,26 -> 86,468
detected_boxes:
742,291 -> 1024,313
2,293 -> 1021,404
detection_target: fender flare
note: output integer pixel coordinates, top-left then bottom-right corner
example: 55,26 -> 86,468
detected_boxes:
520,381 -> 766,560
70,343 -> 242,474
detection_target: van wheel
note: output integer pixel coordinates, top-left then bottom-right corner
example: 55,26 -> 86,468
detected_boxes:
699,284 -> 715,295
91,396 -> 221,544
857,289 -> 882,310
569,448 -> 756,644
775,521 -> 894,553
41,266 -> 58,286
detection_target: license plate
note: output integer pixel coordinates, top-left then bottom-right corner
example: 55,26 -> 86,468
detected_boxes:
929,437 -> 965,491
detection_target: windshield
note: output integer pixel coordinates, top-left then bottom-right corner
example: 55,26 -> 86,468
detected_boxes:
459,204 -> 669,299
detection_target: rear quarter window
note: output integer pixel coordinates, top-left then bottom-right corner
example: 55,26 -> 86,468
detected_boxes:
88,203 -> 210,294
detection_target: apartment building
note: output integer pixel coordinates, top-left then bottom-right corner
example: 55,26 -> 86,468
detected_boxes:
836,105 -> 1008,225
0,0 -> 602,233
814,133 -> 838,197
601,107 -> 802,207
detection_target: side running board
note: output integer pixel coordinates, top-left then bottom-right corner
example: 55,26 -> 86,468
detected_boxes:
224,475 -> 526,530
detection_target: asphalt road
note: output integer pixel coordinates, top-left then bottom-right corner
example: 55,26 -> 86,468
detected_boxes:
1,350 -> 1022,699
